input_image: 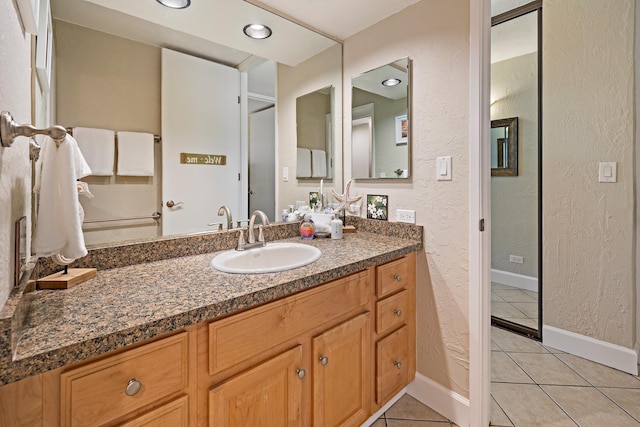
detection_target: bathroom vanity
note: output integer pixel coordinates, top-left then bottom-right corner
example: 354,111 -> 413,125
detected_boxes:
0,224 -> 420,426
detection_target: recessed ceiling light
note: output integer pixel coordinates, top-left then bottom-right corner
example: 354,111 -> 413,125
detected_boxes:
382,78 -> 401,87
243,24 -> 272,40
156,0 -> 190,9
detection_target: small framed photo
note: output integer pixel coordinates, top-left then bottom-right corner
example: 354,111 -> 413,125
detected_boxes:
395,115 -> 408,145
309,192 -> 320,210
367,195 -> 388,221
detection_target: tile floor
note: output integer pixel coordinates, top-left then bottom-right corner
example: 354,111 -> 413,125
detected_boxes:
375,327 -> 640,426
491,282 -> 538,329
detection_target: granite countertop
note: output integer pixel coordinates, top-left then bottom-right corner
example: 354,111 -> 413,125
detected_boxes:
0,230 -> 421,384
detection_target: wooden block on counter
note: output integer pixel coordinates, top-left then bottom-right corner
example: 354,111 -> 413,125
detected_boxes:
343,225 -> 356,233
36,268 -> 97,290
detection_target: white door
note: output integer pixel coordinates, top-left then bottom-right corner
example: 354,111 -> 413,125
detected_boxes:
161,48 -> 241,235
248,107 -> 275,220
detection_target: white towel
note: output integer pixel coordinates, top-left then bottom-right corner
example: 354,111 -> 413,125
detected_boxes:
297,148 -> 311,178
33,135 -> 91,261
311,149 -> 327,178
116,131 -> 155,176
74,127 -> 115,176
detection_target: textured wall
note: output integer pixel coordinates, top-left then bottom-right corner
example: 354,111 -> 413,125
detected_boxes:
55,21 -> 161,245
277,44 -> 343,212
543,0 -> 635,348
344,0 -> 471,397
491,52 -> 538,278
0,0 -> 32,308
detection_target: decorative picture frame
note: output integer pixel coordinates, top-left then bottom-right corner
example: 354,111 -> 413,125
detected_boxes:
395,115 -> 408,145
309,192 -> 320,210
366,195 -> 388,221
16,0 -> 39,34
35,0 -> 53,92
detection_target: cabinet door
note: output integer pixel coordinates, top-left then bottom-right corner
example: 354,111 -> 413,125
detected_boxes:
376,326 -> 409,405
209,346 -> 304,427
313,312 -> 370,427
120,396 -> 189,427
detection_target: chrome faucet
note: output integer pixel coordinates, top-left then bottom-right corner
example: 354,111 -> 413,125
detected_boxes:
217,205 -> 233,230
236,210 -> 270,250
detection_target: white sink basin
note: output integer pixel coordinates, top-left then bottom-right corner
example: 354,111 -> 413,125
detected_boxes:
211,242 -> 322,274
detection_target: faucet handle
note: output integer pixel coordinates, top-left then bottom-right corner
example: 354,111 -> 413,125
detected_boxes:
236,229 -> 246,250
258,225 -> 265,244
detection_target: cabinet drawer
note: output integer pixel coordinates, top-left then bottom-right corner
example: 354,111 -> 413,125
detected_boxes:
376,257 -> 409,298
60,332 -> 189,427
376,290 -> 409,336
209,270 -> 370,375
120,395 -> 189,427
376,326 -> 409,405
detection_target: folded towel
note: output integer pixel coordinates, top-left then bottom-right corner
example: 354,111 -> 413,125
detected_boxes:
116,131 -> 155,176
297,148 -> 311,178
33,135 -> 91,261
74,127 -> 115,176
311,149 -> 327,177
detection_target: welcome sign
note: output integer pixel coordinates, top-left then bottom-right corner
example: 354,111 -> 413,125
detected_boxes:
180,152 -> 227,165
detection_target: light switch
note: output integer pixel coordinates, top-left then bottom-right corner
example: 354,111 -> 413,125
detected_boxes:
282,167 -> 289,182
598,162 -> 617,183
436,156 -> 452,181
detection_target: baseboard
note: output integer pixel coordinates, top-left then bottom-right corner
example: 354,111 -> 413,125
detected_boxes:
491,269 -> 538,292
543,324 -> 639,375
360,388 -> 406,427
406,373 -> 470,427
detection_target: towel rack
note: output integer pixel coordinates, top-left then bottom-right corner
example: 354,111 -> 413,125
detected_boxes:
1,111 -> 67,149
83,211 -> 162,224
66,127 -> 162,143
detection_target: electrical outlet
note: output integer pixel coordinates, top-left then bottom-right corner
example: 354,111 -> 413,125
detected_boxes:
396,209 -> 416,224
509,255 -> 523,264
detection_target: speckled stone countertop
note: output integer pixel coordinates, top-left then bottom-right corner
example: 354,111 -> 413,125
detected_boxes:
0,222 -> 421,385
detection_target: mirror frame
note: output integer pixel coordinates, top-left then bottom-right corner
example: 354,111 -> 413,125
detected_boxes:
491,117 -> 518,177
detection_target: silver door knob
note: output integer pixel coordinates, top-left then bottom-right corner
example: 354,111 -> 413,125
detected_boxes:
125,378 -> 142,396
166,200 -> 184,208
394,274 -> 402,282
319,356 -> 329,366
394,361 -> 402,369
296,368 -> 306,379
394,309 -> 402,317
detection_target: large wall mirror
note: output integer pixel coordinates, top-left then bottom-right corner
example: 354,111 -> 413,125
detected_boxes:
48,0 -> 341,246
351,57 -> 410,179
296,86 -> 334,179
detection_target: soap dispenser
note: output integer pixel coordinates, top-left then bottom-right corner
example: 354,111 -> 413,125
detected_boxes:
331,213 -> 343,240
299,214 -> 315,240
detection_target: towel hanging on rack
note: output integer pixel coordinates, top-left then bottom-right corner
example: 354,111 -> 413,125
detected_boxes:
33,135 -> 92,261
74,127 -> 115,176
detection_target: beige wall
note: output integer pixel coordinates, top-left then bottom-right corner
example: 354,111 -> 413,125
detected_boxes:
55,21 -> 162,245
277,43 -> 343,212
0,0 -> 33,308
491,52 -> 538,278
296,90 -> 330,151
344,0 -> 471,397
543,0 -> 635,348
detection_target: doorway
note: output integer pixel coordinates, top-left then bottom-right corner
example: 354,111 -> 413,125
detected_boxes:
490,2 -> 542,338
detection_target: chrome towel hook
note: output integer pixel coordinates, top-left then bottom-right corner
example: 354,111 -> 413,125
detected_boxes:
1,111 -> 67,148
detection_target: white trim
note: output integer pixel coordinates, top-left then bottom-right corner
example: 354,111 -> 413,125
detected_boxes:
407,373 -> 470,427
360,388 -> 406,427
491,269 -> 538,292
543,325 -> 639,375
468,0 -> 492,426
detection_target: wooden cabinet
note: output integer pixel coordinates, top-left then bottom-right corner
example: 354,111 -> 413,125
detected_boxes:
373,254 -> 416,408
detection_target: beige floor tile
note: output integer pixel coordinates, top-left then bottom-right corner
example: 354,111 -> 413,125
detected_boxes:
491,351 -> 533,384
386,420 -> 451,426
491,282 -> 513,290
508,318 -> 538,330
491,383 -> 578,426
490,396 -> 513,426
492,339 -> 502,351
491,302 -> 529,319
599,387 -> 640,421
523,290 -> 539,301
491,327 -> 548,353
509,302 -> 538,318
492,292 -> 506,302
542,344 -> 565,354
371,419 -> 387,427
493,289 -> 537,303
509,353 -> 589,386
542,385 -> 638,426
385,395 -> 449,422
556,354 -> 640,388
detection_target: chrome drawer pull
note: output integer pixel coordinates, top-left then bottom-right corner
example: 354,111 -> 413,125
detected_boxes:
394,274 -> 402,282
393,361 -> 402,369
125,378 -> 142,396
319,356 -> 329,366
394,309 -> 402,317
296,368 -> 306,379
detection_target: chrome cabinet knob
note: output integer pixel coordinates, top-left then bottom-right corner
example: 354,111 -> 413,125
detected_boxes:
125,378 -> 142,396
394,274 -> 402,282
393,361 -> 402,370
296,368 -> 306,379
166,200 -> 184,208
319,356 -> 329,366
394,309 -> 402,317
